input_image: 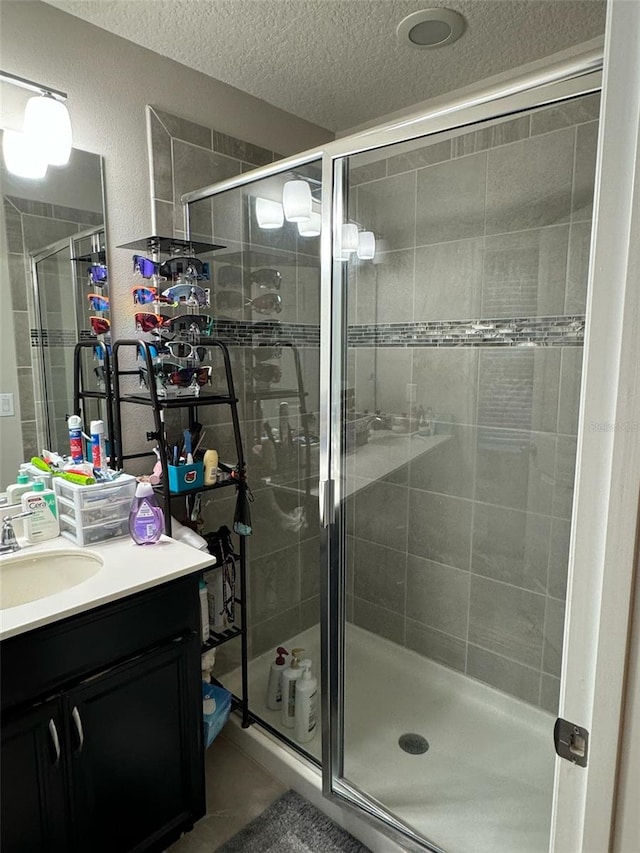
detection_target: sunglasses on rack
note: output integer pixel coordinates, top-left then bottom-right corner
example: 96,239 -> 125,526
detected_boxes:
134,312 -> 172,332
87,292 -> 110,312
158,256 -> 208,281
162,341 -> 207,361
139,364 -> 211,389
253,345 -> 282,362
90,316 -> 110,335
162,283 -> 209,307
132,255 -> 165,279
87,264 -> 108,285
218,266 -> 281,290
166,314 -> 214,336
132,286 -> 177,306
250,363 -> 282,383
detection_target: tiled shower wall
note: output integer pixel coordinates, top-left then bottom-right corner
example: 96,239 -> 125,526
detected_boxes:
3,195 -> 102,461
148,109 -> 321,671
345,93 -> 599,713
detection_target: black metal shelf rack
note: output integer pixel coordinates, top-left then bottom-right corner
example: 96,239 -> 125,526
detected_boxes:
111,335 -> 251,728
71,339 -> 115,447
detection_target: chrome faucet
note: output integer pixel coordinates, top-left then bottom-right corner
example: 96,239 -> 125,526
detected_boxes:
0,512 -> 33,554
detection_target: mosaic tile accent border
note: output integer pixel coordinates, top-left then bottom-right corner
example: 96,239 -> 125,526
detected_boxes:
31,328 -> 80,347
347,316 -> 585,348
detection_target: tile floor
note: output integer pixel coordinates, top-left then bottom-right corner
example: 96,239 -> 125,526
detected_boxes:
168,731 -> 286,853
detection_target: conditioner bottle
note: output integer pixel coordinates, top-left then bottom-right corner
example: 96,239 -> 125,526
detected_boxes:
294,663 -> 318,744
281,648 -> 304,729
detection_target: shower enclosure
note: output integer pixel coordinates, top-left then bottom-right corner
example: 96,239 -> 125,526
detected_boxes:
185,52 -> 606,853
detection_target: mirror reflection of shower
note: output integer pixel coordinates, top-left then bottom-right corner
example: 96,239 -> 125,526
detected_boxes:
30,226 -> 109,452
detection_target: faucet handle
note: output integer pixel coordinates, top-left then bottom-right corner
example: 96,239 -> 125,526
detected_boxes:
1,511 -> 34,554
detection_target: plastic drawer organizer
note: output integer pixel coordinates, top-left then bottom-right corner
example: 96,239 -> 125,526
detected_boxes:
53,474 -> 137,546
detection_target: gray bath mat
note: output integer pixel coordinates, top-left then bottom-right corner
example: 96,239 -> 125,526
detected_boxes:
215,789 -> 372,853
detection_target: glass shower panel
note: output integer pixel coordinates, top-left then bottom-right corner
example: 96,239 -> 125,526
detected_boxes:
337,93 -> 598,853
187,160 -> 322,759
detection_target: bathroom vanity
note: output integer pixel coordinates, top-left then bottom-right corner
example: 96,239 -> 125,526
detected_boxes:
0,536 -> 212,853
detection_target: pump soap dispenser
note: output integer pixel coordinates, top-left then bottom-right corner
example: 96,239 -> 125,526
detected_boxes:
265,647 -> 289,710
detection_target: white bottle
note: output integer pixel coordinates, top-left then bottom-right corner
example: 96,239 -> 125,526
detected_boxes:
199,579 -> 210,643
6,473 -> 33,505
265,647 -> 289,710
281,648 -> 305,729
294,663 -> 318,744
21,481 -> 60,542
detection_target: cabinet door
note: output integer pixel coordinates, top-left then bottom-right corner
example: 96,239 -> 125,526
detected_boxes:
1,698 -> 69,853
65,633 -> 204,853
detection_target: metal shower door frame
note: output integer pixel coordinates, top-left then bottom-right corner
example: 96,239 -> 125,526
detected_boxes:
181,29 -> 640,849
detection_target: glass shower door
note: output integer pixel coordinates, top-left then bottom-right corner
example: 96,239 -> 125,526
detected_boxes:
327,92 -> 599,853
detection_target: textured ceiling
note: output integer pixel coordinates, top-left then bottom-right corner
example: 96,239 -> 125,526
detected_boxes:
45,0 -> 606,132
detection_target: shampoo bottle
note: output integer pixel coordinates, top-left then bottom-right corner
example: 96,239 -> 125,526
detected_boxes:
203,448 -> 218,486
21,481 -> 60,542
265,647 -> 289,710
128,481 -> 164,545
294,662 -> 318,744
281,648 -> 305,729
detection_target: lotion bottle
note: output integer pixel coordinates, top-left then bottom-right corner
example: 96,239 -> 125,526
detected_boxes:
294,662 -> 318,744
265,647 -> 289,710
21,480 -> 60,542
281,648 -> 304,728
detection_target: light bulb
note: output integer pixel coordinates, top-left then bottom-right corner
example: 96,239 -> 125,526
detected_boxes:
24,94 -> 72,167
256,197 -> 284,229
357,231 -> 376,260
298,211 -> 322,237
341,223 -> 359,253
2,129 -> 48,179
282,180 -> 312,222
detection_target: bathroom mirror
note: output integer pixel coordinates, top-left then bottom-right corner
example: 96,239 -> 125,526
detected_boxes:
1,138 -> 107,464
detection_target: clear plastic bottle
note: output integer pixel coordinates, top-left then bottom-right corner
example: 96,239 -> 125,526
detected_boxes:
128,481 -> 164,545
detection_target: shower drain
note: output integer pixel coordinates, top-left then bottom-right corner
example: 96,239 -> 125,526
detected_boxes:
399,733 -> 429,755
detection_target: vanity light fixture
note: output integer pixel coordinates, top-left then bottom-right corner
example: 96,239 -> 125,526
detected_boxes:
357,231 -> 376,260
2,128 -> 48,179
282,180 -> 313,222
255,197 -> 284,229
298,200 -> 322,237
341,223 -> 359,253
1,70 -> 73,178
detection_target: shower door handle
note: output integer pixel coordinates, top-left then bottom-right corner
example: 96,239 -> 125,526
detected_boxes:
319,479 -> 335,528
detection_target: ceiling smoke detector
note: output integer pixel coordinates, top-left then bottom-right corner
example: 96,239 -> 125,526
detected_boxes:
397,8 -> 466,49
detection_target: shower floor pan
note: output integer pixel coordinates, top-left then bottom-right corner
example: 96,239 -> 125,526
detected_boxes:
224,623 -> 555,853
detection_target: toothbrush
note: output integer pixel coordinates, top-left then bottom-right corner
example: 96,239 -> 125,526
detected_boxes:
183,429 -> 193,464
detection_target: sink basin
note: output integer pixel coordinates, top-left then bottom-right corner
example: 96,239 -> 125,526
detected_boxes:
0,549 -> 103,609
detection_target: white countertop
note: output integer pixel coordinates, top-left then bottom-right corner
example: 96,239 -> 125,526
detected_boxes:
0,535 -> 213,641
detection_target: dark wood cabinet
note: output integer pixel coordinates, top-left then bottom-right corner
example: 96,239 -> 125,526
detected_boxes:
0,575 -> 205,853
1,698 -> 68,853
